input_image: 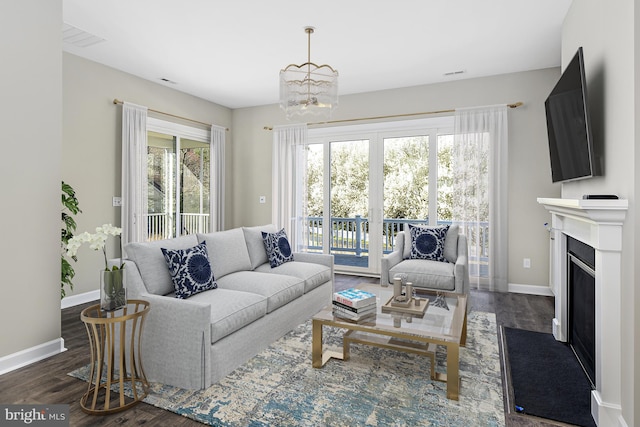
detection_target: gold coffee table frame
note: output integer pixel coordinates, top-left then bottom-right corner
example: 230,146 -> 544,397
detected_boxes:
312,285 -> 467,400
80,299 -> 150,414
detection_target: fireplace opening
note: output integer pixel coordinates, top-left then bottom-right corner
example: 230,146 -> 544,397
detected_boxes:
567,236 -> 596,388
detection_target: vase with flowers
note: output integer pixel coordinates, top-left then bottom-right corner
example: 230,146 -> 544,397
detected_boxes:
66,224 -> 126,311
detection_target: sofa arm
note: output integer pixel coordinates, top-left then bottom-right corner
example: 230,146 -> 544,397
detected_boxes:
293,252 -> 335,276
119,260 -> 148,298
453,234 -> 470,295
138,293 -> 212,389
381,250 -> 403,286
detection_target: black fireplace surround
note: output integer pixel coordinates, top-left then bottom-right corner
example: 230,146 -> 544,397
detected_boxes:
567,236 -> 596,388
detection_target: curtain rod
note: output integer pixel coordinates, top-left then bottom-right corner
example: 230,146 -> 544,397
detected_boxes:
263,102 -> 523,130
113,99 -> 229,131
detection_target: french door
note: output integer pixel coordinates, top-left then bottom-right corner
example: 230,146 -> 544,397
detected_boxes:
306,117 -> 454,275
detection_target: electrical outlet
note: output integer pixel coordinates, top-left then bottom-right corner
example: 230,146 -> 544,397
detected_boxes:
112,196 -> 122,207
523,258 -> 531,268
259,196 -> 266,204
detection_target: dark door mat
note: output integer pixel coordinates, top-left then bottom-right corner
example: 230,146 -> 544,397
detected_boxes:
503,327 -> 596,427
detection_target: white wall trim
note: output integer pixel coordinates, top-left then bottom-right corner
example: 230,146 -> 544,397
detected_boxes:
61,290 -> 99,309
0,338 -> 66,376
617,414 -> 629,427
508,283 -> 554,296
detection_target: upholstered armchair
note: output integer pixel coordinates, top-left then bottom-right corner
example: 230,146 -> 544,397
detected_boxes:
380,225 -> 469,295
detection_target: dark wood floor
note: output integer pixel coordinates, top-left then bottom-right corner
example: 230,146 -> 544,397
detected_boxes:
0,275 -> 567,426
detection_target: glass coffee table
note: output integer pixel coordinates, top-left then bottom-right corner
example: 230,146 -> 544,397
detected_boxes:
312,284 -> 467,400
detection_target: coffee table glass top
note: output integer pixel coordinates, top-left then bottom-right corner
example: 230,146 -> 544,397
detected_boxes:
314,284 -> 467,344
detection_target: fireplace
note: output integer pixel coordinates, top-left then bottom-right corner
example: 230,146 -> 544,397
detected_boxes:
567,236 -> 595,388
537,197 -> 628,427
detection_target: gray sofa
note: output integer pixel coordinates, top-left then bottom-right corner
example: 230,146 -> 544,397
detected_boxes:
122,224 -> 333,390
380,227 -> 469,295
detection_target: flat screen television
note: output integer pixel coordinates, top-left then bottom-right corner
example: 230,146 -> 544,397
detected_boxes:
545,47 -> 598,183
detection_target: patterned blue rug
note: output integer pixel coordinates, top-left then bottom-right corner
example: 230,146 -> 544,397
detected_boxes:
69,311 -> 504,426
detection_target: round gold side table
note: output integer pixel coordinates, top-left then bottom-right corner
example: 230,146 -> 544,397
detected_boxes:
80,299 -> 150,414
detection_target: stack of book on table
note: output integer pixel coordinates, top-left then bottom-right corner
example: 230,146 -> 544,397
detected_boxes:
333,288 -> 377,321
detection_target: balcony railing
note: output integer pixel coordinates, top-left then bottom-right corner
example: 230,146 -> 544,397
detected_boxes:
146,213 -> 209,240
305,215 -> 489,258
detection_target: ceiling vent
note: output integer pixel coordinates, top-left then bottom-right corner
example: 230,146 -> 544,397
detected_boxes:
63,23 -> 106,48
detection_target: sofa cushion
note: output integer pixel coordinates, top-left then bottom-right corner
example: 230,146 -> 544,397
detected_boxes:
389,259 -> 455,291
125,234 -> 199,295
161,241 -> 218,299
262,228 -> 294,268
175,288 -> 268,344
197,228 -> 252,279
443,225 -> 459,264
216,271 -> 304,313
255,261 -> 331,294
242,224 -> 278,269
408,224 -> 449,262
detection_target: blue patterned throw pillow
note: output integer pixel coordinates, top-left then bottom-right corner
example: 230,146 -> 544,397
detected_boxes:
161,241 -> 217,299
409,224 -> 450,262
262,228 -> 294,268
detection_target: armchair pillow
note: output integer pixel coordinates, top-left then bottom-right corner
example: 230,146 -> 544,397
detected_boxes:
161,241 -> 218,299
262,228 -> 294,268
408,224 -> 449,262
402,224 -> 459,262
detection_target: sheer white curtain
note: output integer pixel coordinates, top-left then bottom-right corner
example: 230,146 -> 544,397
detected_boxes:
210,125 -> 225,232
453,105 -> 508,292
121,102 -> 148,246
272,124 -> 308,250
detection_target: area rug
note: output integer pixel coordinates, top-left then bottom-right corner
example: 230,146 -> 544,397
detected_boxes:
69,311 -> 504,426
503,327 -> 596,427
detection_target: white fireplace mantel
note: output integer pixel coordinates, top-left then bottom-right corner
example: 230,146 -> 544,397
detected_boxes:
537,197 -> 628,427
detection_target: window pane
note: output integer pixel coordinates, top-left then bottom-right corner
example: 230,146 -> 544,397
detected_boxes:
437,134 -> 453,222
330,140 -> 369,268
305,144 -> 324,253
383,136 -> 429,252
147,131 -> 176,240
179,138 -> 210,235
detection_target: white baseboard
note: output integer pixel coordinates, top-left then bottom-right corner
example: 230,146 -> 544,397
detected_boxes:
0,338 -> 66,376
508,283 -> 554,296
61,290 -> 99,309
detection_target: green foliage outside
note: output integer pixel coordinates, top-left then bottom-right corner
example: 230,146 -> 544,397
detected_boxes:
305,135 -> 457,230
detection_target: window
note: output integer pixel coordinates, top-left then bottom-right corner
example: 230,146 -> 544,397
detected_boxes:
146,118 -> 211,240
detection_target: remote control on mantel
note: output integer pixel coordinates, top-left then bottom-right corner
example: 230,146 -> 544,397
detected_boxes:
582,194 -> 619,200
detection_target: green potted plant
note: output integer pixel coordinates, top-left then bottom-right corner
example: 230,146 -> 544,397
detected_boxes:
61,181 -> 81,299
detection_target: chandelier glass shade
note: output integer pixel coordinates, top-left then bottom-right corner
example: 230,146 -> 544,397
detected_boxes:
279,27 -> 338,120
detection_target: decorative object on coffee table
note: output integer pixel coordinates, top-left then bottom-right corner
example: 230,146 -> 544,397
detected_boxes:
433,292 -> 450,310
332,288 -> 377,322
382,294 -> 429,317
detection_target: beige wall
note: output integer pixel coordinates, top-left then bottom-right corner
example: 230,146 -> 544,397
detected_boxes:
63,53 -> 232,297
232,68 -> 562,290
0,0 -> 62,357
563,0 -> 636,424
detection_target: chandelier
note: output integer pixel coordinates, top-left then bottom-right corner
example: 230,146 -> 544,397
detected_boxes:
279,27 -> 339,120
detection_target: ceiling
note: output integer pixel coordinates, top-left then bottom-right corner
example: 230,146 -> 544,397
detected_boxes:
62,0 -> 572,110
